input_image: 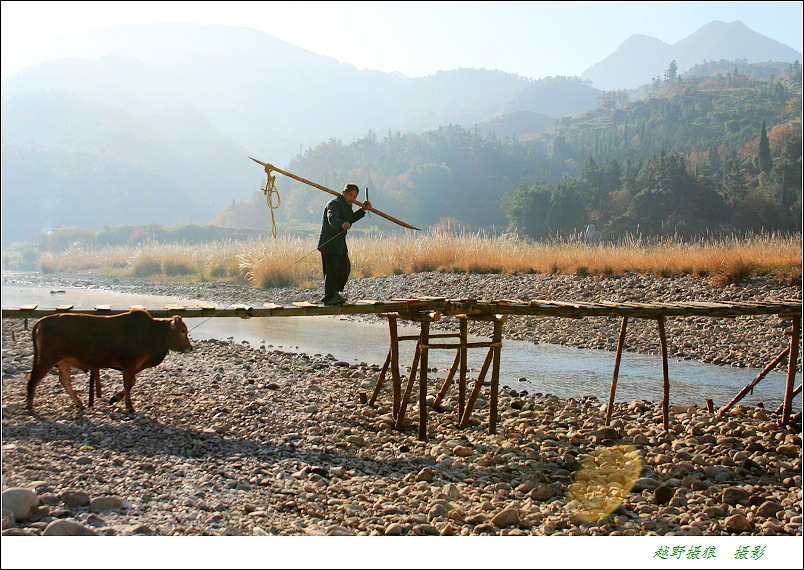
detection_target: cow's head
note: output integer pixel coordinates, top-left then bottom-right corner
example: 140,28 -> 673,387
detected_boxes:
168,316 -> 193,353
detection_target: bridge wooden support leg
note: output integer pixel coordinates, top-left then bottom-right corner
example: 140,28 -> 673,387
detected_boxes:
718,347 -> 790,417
433,350 -> 461,411
459,317 -> 468,419
459,348 -> 494,429
418,321 -> 430,440
776,384 -> 802,414
388,316 -> 402,423
782,317 -> 801,425
489,316 -> 503,434
369,350 -> 391,406
458,315 -> 505,433
396,340 -> 421,429
657,316 -> 670,430
376,311 -> 504,438
606,316 -> 629,426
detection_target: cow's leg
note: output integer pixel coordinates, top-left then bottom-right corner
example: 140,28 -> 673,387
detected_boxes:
26,362 -> 55,410
122,370 -> 138,412
88,369 -> 101,407
57,364 -> 85,410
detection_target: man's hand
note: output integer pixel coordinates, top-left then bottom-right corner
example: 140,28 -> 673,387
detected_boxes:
341,222 -> 351,230
361,200 -> 372,211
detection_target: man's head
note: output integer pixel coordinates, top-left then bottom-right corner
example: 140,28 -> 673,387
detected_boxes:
342,183 -> 360,205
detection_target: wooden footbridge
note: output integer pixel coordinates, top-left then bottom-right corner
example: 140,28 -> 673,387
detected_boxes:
3,297 -> 801,439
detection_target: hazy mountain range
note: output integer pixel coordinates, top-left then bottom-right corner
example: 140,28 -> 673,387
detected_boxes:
581,20 -> 801,91
1,20 -> 800,247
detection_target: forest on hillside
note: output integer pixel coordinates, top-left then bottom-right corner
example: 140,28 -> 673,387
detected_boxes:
216,61 -> 802,240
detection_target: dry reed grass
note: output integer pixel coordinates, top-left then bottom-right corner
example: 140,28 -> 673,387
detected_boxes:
34,232 -> 802,289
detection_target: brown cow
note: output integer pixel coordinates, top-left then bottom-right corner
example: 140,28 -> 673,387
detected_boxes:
26,309 -> 193,412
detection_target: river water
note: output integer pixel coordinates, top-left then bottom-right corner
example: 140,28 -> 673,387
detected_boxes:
2,284 -> 800,410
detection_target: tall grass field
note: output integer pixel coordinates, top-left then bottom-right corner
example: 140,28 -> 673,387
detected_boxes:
35,231 -> 802,289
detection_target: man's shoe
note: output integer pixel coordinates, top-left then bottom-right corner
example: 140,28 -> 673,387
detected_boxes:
322,294 -> 346,306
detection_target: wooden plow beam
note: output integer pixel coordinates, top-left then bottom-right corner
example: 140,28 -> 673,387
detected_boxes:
249,157 -> 420,231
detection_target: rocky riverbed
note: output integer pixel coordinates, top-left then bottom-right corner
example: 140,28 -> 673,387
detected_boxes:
1,272 -> 802,538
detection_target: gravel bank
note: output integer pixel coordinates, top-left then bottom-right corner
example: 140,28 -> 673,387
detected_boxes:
1,272 -> 801,539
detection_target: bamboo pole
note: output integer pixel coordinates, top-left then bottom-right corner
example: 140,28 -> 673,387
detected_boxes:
782,318 -> 801,425
718,347 -> 790,417
657,316 -> 670,430
606,316 -> 629,425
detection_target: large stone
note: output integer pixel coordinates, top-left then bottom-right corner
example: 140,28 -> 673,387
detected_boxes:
777,445 -> 799,458
632,477 -> 661,492
2,528 -> 38,536
415,467 -> 435,482
654,485 -> 675,505
89,496 -> 126,511
587,427 -> 620,443
491,508 -> 520,528
725,514 -> 753,534
2,488 -> 39,521
2,508 -> 16,530
384,523 -> 403,536
529,485 -> 556,501
42,520 -> 99,536
452,445 -> 475,457
61,490 -> 90,508
465,513 -> 487,525
427,503 -> 449,521
722,487 -> 752,506
756,501 -> 784,519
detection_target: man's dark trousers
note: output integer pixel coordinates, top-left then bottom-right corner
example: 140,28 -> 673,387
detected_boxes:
321,250 -> 350,300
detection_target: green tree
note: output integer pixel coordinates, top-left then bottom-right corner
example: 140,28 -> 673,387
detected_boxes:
757,120 -> 773,173
664,60 -> 678,84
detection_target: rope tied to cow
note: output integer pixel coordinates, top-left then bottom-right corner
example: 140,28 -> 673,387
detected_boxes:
262,168 -> 281,238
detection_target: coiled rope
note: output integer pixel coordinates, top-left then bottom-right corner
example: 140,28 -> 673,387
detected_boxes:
262,169 -> 281,238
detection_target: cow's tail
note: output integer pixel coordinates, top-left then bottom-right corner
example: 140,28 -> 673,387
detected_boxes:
28,319 -> 42,379
25,320 -> 44,408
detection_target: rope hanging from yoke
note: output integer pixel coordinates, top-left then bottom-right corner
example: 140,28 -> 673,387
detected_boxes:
262,168 -> 281,238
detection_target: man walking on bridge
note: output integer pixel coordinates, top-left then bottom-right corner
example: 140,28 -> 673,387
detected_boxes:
317,183 -> 371,305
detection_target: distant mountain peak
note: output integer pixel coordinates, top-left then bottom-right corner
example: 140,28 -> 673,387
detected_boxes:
581,19 -> 802,91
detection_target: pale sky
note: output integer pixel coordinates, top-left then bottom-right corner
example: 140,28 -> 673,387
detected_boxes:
1,1 -> 802,81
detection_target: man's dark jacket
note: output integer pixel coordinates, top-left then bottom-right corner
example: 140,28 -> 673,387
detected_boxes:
317,195 -> 366,255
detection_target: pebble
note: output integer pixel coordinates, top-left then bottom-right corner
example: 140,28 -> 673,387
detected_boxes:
1,272 -> 801,537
